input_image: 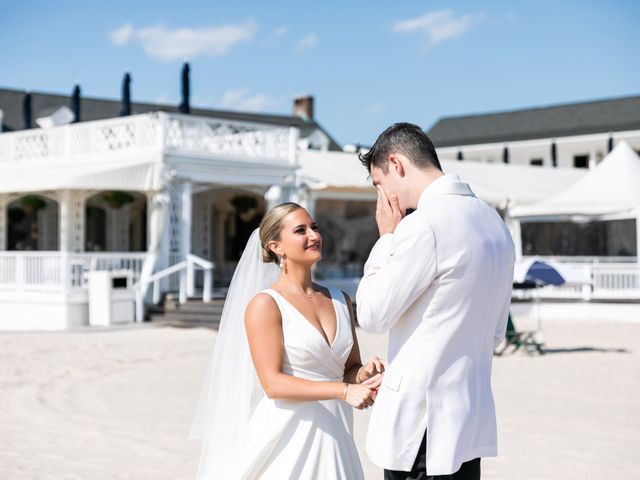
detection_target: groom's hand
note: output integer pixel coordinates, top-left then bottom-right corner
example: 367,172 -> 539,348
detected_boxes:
376,186 -> 403,236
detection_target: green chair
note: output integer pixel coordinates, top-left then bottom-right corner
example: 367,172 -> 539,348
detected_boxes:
494,313 -> 544,355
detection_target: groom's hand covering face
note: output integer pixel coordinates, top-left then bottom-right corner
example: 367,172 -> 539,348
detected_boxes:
375,186 -> 403,236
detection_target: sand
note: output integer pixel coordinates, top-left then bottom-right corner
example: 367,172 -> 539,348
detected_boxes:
1,317 -> 638,479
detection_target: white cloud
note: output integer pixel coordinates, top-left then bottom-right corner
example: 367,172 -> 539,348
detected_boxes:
393,10 -> 483,45
108,19 -> 257,61
297,33 -> 318,53
218,88 -> 279,112
273,26 -> 288,38
109,23 -> 134,46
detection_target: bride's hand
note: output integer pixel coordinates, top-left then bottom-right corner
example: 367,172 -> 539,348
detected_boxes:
357,356 -> 386,384
344,384 -> 376,410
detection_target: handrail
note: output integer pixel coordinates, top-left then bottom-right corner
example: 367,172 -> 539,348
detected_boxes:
134,253 -> 214,322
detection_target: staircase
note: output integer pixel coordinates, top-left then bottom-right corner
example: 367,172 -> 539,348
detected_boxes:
148,293 -> 226,328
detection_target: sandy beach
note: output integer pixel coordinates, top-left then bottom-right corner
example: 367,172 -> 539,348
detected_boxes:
1,316 -> 639,480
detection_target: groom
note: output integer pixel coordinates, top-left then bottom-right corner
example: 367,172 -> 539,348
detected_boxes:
356,123 -> 515,479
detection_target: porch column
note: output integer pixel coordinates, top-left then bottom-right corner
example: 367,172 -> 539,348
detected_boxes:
0,194 -> 7,250
59,190 -> 84,253
181,181 -> 194,297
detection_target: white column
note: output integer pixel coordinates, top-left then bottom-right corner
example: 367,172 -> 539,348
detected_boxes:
0,194 -> 7,250
59,190 -> 72,252
181,181 -> 194,297
58,190 -> 85,253
181,181 -> 192,257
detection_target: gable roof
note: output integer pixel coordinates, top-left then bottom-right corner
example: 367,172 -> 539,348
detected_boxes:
0,87 -> 341,151
427,95 -> 640,147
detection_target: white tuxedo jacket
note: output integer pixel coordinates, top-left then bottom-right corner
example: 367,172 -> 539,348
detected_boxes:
356,174 -> 515,475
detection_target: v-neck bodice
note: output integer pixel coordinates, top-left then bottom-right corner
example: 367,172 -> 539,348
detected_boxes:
261,287 -> 354,382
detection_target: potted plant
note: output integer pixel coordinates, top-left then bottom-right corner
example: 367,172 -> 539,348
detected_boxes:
102,191 -> 135,209
19,195 -> 47,215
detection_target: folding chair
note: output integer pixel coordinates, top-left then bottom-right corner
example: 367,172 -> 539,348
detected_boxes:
494,313 -> 544,355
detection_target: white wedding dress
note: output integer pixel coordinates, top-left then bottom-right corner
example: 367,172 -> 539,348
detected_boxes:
223,286 -> 365,480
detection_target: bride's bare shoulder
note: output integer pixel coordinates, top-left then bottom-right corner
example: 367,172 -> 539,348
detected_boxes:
245,292 -> 281,325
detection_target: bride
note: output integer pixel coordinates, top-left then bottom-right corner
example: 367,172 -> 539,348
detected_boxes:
192,202 -> 385,479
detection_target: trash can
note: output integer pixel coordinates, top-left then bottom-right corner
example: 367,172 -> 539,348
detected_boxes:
88,270 -> 135,326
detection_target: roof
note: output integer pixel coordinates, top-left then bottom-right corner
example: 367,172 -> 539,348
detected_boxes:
510,141 -> 640,218
298,150 -> 586,207
427,95 -> 640,147
0,87 -> 341,150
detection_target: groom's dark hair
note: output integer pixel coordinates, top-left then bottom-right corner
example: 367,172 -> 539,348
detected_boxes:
359,122 -> 442,173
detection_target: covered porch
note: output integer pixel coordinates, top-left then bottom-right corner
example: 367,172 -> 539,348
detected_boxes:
0,111 -> 298,329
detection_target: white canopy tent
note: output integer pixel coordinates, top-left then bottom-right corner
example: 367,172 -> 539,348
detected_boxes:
510,141 -> 640,218
509,141 -> 640,264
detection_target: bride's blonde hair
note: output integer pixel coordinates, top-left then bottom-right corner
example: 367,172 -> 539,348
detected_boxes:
259,202 -> 304,263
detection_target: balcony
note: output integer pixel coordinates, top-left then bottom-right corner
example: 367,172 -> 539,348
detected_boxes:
0,111 -> 296,173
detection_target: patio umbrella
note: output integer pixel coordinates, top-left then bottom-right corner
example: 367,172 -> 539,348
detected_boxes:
179,62 -> 190,114
514,259 -> 565,286
513,258 -> 566,343
120,72 -> 131,116
22,91 -> 32,129
71,84 -> 81,123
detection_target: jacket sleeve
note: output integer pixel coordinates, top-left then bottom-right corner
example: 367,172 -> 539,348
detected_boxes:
494,238 -> 515,348
356,218 -> 437,334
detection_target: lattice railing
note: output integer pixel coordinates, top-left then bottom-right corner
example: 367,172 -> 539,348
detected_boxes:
0,112 -> 293,165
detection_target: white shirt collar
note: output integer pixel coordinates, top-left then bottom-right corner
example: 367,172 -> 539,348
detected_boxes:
416,174 -> 475,211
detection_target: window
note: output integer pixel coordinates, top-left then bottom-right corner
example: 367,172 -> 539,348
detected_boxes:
530,158 -> 543,166
573,155 -> 589,168
521,219 -> 637,257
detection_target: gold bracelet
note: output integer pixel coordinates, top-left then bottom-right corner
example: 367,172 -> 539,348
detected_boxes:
342,383 -> 349,401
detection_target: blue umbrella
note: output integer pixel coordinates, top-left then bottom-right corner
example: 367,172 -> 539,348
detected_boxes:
521,260 -> 565,286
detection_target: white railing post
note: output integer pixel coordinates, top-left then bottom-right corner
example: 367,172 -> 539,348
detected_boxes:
135,289 -> 144,323
186,257 -> 195,298
203,267 -> 212,303
179,270 -> 187,304
153,279 -> 161,304
15,254 -> 25,291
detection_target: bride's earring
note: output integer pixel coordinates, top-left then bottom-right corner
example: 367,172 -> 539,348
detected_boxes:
279,254 -> 286,271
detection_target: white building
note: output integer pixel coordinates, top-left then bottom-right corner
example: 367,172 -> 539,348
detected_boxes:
428,95 -> 640,169
1,85 -> 637,330
0,82 -> 342,330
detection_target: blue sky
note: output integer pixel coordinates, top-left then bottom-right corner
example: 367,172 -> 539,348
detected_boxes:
1,1 -> 639,145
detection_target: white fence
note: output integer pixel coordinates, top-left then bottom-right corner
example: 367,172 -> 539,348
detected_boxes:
0,252 -> 146,292
523,263 -> 640,300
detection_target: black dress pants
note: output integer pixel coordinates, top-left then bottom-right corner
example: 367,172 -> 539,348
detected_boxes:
384,432 -> 481,480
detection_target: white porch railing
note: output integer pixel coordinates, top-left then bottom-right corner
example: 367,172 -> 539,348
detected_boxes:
0,252 -> 146,292
134,253 -> 214,322
0,112 -> 294,165
516,263 -> 640,300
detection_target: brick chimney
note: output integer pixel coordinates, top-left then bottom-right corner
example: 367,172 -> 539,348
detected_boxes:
293,95 -> 314,120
